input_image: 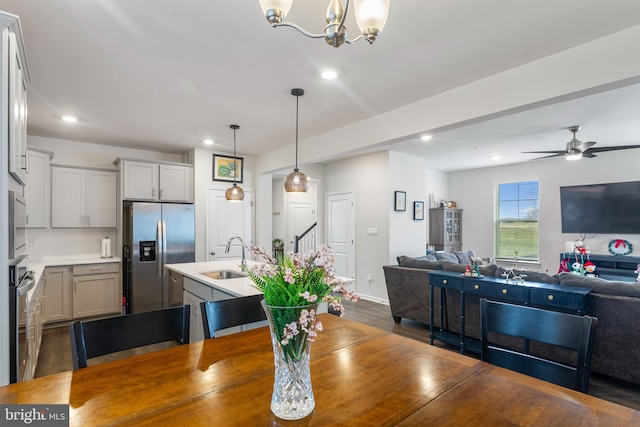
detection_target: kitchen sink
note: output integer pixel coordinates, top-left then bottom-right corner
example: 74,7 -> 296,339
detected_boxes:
200,270 -> 247,280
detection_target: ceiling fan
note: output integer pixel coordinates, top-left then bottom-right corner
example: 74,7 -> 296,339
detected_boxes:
523,125 -> 640,160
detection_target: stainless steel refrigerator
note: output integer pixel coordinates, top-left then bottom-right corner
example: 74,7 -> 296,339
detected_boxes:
122,201 -> 195,314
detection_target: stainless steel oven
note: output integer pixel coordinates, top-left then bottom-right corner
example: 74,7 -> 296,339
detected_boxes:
8,190 -> 27,259
9,255 -> 33,383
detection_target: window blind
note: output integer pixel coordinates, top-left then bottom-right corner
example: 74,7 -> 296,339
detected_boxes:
495,181 -> 539,261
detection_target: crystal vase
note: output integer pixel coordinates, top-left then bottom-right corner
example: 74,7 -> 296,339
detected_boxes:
262,301 -> 317,420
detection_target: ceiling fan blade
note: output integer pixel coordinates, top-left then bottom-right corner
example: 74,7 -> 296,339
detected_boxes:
576,141 -> 596,151
528,153 -> 566,160
582,151 -> 597,158
521,150 -> 566,154
585,144 -> 640,154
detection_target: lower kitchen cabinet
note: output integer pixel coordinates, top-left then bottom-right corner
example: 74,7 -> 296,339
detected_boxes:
43,266 -> 72,322
183,277 -> 236,342
72,263 -> 121,319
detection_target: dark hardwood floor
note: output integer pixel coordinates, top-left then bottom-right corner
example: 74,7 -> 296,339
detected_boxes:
36,299 -> 640,411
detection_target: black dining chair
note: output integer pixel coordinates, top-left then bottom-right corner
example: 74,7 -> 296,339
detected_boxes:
479,298 -> 597,393
200,295 -> 267,339
69,305 -> 190,369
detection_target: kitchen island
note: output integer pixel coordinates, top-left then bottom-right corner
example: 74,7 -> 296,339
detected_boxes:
165,260 -> 331,341
165,260 -> 264,341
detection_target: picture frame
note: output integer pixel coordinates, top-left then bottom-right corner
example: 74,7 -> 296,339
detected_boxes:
414,201 -> 425,220
394,191 -> 406,211
213,154 -> 243,183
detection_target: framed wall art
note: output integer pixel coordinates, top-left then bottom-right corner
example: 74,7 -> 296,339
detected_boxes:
394,191 -> 406,211
414,201 -> 425,220
213,154 -> 243,183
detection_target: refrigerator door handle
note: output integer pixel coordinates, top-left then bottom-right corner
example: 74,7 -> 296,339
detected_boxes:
162,220 -> 167,271
157,220 -> 163,277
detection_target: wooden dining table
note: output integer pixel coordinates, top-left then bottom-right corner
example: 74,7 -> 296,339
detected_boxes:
1,314 -> 638,426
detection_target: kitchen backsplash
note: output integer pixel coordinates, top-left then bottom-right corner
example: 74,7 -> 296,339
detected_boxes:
28,228 -> 117,260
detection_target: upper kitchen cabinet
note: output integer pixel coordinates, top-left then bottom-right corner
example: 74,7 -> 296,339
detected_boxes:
1,12 -> 30,185
115,158 -> 194,202
25,148 -> 53,228
51,166 -> 117,228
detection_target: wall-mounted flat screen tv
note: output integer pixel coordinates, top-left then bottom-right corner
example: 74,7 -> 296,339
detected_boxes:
560,181 -> 640,234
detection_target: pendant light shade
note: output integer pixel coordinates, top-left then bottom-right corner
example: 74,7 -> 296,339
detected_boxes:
226,124 -> 245,201
284,88 -> 309,193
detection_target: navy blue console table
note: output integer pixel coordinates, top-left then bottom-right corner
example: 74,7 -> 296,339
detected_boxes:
428,271 -> 591,354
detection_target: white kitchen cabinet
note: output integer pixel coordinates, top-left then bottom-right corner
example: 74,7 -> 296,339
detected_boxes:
43,266 -> 72,323
72,263 -> 121,319
6,26 -> 29,185
25,148 -> 53,228
183,288 -> 205,343
116,158 -> 193,202
51,166 -> 117,228
26,276 -> 44,381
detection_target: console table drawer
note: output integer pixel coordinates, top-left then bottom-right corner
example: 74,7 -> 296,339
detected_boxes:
529,288 -> 585,312
431,276 -> 464,290
463,280 -> 526,301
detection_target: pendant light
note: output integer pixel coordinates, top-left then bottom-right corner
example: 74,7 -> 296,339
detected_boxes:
284,88 -> 309,193
225,124 -> 245,201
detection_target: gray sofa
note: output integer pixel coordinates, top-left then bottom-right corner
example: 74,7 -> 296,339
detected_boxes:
383,254 -> 640,386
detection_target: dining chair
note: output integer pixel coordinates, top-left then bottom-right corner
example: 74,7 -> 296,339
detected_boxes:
69,305 -> 190,369
479,298 -> 597,393
200,295 -> 267,339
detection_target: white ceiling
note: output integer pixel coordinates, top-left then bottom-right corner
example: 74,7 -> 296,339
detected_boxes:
4,1 -> 640,172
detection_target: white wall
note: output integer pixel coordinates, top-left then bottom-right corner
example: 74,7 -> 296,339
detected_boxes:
325,151 -> 390,302
192,147 -> 255,261
28,135 -> 181,168
448,150 -> 640,274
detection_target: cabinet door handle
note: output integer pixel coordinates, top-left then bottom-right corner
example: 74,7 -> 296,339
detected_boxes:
160,189 -> 164,199
152,188 -> 156,198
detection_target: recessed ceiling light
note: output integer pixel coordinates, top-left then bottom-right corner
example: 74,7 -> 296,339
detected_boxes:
62,115 -> 77,123
420,134 -> 433,141
203,139 -> 214,145
321,70 -> 338,80
491,155 -> 501,160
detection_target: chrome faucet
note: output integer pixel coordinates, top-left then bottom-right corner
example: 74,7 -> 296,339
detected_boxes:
225,236 -> 246,266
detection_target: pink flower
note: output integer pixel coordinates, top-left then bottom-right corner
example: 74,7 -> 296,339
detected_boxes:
280,322 -> 299,345
284,268 -> 295,284
299,291 -> 318,303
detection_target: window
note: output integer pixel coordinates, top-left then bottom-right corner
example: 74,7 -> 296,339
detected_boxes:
495,181 -> 539,261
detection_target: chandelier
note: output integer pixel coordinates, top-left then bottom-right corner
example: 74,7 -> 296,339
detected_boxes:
258,0 -> 390,48
225,124 -> 245,201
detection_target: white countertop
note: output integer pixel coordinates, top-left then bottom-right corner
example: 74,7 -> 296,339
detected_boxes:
165,260 -> 262,297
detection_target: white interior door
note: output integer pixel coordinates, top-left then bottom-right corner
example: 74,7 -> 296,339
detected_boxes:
207,188 -> 253,261
287,202 -> 315,253
327,192 -> 355,279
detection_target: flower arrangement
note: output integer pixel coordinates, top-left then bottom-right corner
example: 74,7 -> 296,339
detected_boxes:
242,244 -> 358,361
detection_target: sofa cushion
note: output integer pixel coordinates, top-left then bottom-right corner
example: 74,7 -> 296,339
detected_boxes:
434,251 -> 459,263
452,250 -> 475,265
495,267 -> 559,284
441,261 -> 467,273
441,261 -> 497,277
397,256 -> 443,270
558,273 -> 640,297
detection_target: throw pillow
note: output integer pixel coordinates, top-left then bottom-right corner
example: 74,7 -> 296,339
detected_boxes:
441,261 -> 467,273
434,251 -> 459,263
452,250 -> 475,265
